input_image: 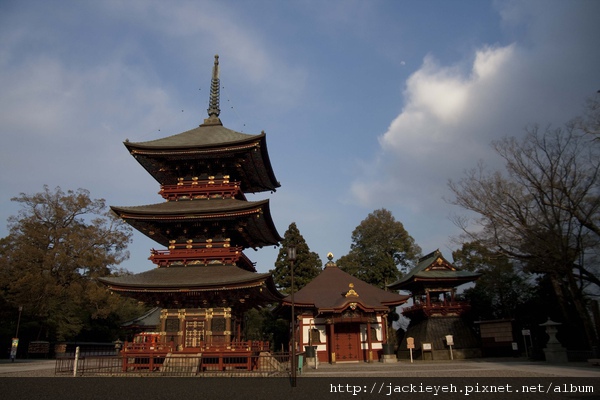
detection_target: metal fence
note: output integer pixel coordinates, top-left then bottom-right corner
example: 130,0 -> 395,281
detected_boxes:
567,350 -> 595,362
55,356 -> 123,375
55,342 -> 119,357
55,352 -> 296,377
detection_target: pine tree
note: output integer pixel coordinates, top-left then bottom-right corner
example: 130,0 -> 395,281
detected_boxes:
270,222 -> 322,294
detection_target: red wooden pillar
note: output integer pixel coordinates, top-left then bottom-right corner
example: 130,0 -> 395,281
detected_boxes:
328,323 -> 336,363
366,320 -> 373,363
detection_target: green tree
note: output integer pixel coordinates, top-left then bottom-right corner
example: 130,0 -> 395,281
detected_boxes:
452,242 -> 533,320
0,186 -> 142,341
448,102 -> 600,348
337,208 -> 421,289
243,307 -> 289,352
270,222 -> 322,294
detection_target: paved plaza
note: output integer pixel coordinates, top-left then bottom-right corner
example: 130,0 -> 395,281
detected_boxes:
301,358 -> 600,378
1,358 -> 598,400
1,357 -> 599,378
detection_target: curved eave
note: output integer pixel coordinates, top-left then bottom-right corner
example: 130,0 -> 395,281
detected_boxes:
388,273 -> 481,291
111,198 -> 271,217
110,198 -> 282,248
125,131 -> 280,192
99,268 -> 284,304
412,274 -> 481,282
99,265 -> 281,293
125,124 -> 263,151
104,279 -> 267,293
281,296 -> 409,314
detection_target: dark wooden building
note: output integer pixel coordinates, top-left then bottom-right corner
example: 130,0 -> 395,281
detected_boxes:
100,55 -> 283,353
281,254 -> 409,363
388,250 -> 481,359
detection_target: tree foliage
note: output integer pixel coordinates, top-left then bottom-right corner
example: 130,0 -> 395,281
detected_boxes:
337,208 -> 421,289
0,186 -> 144,342
270,222 -> 322,294
452,242 -> 533,320
243,307 -> 289,352
448,101 -> 600,347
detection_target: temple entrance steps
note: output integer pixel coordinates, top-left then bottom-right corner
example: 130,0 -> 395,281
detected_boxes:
255,351 -> 287,372
160,353 -> 201,376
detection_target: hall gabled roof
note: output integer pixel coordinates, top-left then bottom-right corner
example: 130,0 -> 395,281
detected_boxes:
281,256 -> 409,313
387,249 -> 480,291
111,198 -> 282,248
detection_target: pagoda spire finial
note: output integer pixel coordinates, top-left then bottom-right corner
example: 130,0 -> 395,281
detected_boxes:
203,54 -> 222,126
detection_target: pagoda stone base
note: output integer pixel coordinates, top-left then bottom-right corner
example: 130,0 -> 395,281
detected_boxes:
398,316 -> 481,360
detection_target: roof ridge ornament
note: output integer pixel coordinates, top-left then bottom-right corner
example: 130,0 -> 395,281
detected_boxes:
345,282 -> 359,298
325,252 -> 336,268
203,54 -> 222,126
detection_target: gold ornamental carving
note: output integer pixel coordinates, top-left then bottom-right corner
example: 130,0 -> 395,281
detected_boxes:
345,283 -> 359,298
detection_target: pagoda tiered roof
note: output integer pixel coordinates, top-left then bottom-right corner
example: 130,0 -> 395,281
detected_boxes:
125,127 -> 279,193
101,55 -> 283,308
99,264 -> 283,306
111,198 -> 281,249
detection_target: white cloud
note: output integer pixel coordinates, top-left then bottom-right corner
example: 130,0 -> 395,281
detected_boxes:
353,44 -> 518,214
380,44 -> 515,157
350,0 -> 600,248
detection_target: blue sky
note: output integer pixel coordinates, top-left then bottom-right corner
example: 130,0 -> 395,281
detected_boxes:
1,0 -> 599,275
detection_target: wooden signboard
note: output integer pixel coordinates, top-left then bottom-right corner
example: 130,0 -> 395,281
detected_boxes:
28,341 -> 50,355
406,337 -> 415,363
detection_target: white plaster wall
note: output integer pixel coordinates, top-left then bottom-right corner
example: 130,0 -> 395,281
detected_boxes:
300,316 -> 385,351
301,317 -> 327,352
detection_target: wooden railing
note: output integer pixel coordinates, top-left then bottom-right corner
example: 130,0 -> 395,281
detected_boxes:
402,301 -> 471,317
150,247 -> 248,267
117,340 -> 274,374
159,178 -> 242,201
122,340 -> 269,353
123,341 -> 175,353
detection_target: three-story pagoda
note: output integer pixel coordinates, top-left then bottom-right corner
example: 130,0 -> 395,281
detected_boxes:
100,55 -> 283,351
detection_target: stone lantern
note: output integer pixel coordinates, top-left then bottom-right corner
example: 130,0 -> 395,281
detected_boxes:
539,318 -> 568,363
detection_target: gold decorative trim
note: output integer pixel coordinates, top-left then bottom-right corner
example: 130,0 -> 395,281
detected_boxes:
345,283 -> 359,297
